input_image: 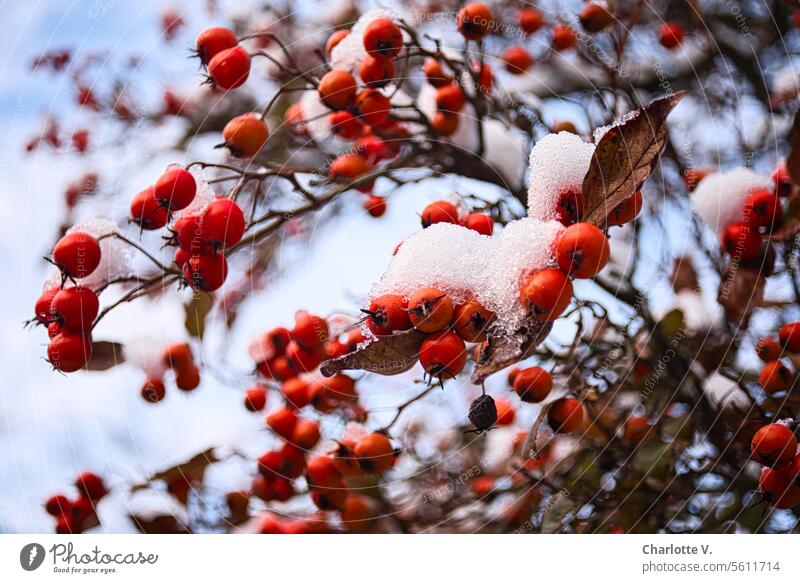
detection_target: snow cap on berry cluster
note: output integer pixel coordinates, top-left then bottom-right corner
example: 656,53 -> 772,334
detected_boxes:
66,218 -> 133,290
330,9 -> 400,72
369,218 -> 563,332
690,168 -> 772,235
527,132 -> 595,221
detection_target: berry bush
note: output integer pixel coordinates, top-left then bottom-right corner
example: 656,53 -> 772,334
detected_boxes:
19,0 -> 800,533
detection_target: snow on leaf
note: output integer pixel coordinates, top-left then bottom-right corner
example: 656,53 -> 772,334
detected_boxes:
583,92 -> 685,226
320,328 -> 426,377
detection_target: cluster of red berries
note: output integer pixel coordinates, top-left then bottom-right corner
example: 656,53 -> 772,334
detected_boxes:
255,312 -> 346,379
521,222 -> 610,321
506,366 -> 584,434
751,422 -> 800,509
140,342 -> 201,403
754,322 -> 800,395
195,27 -> 251,90
419,199 -> 494,235
719,184 -> 783,263
34,231 -> 103,372
45,471 -> 107,533
130,166 -> 246,292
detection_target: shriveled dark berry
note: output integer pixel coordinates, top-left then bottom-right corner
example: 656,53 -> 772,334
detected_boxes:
468,394 -> 497,432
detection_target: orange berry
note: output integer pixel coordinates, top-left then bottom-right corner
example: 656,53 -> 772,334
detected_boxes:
552,24 -> 578,51
419,331 -> 467,379
325,29 -> 350,56
408,287 -> 454,332
608,191 -> 643,225
513,366 -> 552,403
421,200 -> 459,227
555,222 -> 610,278
751,423 -> 798,468
457,3 -> 495,40
354,433 -> 394,474
435,83 -> 465,112
518,8 -> 544,34
779,322 -> 800,353
266,406 -> 297,440
222,113 -> 268,157
519,268 -> 573,321
502,46 -> 534,75
759,361 -> 794,394
548,397 -> 584,434
318,70 -> 357,110
453,300 -> 494,342
362,18 -> 403,58
354,88 -> 391,126
494,397 -> 516,425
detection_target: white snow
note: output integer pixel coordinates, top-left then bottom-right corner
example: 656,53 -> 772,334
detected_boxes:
66,218 -> 133,291
690,168 -> 772,235
527,132 -> 595,221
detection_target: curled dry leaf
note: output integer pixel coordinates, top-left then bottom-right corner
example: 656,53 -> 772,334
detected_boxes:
583,92 -> 685,226
320,328 -> 427,377
131,447 -> 218,493
520,401 -> 553,462
86,340 -> 124,371
471,318 -> 553,384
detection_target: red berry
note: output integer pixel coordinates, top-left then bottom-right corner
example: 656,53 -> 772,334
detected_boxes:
354,88 -> 391,126
779,322 -> 800,353
266,406 -> 297,439
548,397 -> 584,433
195,27 -> 237,64
281,377 -> 310,408
318,70 -> 357,110
183,253 -> 228,291
453,299 -> 494,343
555,222 -> 610,278
201,198 -> 245,249
284,102 -> 307,136
75,471 -> 107,501
422,58 -> 451,88
751,423 -> 798,467
53,232 -> 101,280
154,167 -> 196,212
579,2 -> 614,33
519,268 -> 573,321
457,3 -> 495,40
363,194 -> 387,217
131,187 -> 169,230
244,385 -> 268,412
608,191 -> 643,225
659,22 -> 685,50
554,188 -> 583,226
435,83 -> 465,112
306,455 -> 340,485
419,331 -> 467,379
325,29 -> 350,56
460,212 -> 493,235
408,287 -> 454,333
208,45 -> 250,89
363,18 -> 403,58
329,154 -> 372,192
285,340 -> 323,373
495,397 -> 516,425
502,46 -> 534,75
50,286 -> 99,333
35,287 -> 59,325
141,377 -> 166,403
354,433 -> 394,474
175,365 -> 201,391
513,366 -> 552,403
329,111 -> 363,140
623,416 -> 650,444
162,342 -> 193,369
759,361 -> 794,394
421,200 -> 459,227
552,24 -> 578,51
55,513 -> 75,534
364,294 -> 412,336
772,163 -> 792,197
756,337 -> 783,362
721,222 -> 761,260
222,113 -> 268,157
432,111 -> 459,136
48,332 -> 92,372
173,214 -> 208,254
293,311 -> 329,350
743,189 -> 781,230
760,466 -> 800,509
518,8 -> 544,34
291,418 -> 321,449
359,54 -> 396,88
45,494 -> 72,517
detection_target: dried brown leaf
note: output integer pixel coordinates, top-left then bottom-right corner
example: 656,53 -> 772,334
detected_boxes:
583,92 -> 685,226
131,447 -> 218,493
320,328 -> 427,377
470,319 -> 553,384
86,341 -> 124,371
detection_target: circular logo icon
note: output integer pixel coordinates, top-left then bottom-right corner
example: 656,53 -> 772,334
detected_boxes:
20,543 -> 46,571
